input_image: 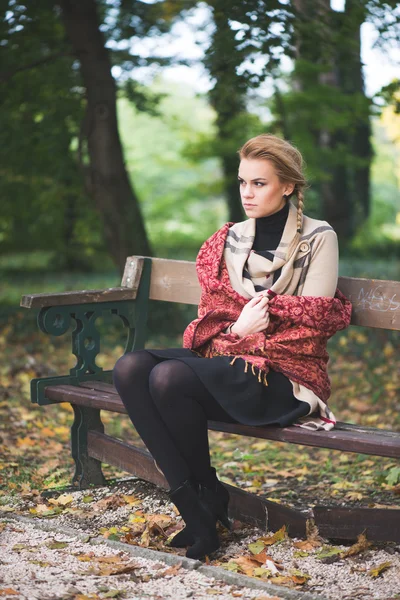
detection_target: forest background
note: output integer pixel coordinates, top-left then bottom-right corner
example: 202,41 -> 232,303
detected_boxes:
1,0 -> 400,504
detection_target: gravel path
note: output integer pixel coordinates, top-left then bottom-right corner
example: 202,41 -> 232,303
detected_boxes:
0,517 -> 315,600
1,477 -> 399,600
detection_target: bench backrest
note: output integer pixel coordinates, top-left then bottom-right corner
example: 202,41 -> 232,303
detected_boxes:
122,256 -> 400,331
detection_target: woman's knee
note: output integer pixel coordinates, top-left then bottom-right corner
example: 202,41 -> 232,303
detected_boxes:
113,350 -> 153,388
148,360 -> 183,407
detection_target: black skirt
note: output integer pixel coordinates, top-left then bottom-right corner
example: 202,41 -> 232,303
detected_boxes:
145,348 -> 309,427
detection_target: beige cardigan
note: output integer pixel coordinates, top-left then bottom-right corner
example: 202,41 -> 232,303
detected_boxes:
225,201 -> 339,430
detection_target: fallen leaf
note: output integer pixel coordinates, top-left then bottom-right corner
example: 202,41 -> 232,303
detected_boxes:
341,533 -> 371,558
259,525 -> 287,546
235,555 -> 260,576
248,540 -> 265,555
0,590 -> 19,596
122,494 -> 141,506
48,493 -> 73,506
368,561 -> 392,578
47,541 -> 69,549
82,495 -> 94,503
157,563 -> 182,577
315,546 -> 343,560
293,539 -> 320,551
140,524 -> 150,547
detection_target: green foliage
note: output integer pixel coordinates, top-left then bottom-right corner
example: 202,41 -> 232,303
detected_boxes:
118,79 -> 228,258
349,120 -> 400,257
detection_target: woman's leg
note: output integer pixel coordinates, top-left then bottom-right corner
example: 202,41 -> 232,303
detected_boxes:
148,359 -> 238,487
113,350 -> 193,489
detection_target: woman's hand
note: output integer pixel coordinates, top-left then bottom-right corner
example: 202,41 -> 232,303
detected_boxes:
231,296 -> 270,338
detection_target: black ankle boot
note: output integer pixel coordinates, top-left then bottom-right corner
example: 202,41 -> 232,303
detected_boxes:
168,479 -> 220,560
168,468 -> 230,549
199,467 -> 231,531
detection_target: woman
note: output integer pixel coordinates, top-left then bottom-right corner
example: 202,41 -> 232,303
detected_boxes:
113,134 -> 352,561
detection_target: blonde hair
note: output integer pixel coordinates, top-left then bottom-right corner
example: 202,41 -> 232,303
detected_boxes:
238,134 -> 307,248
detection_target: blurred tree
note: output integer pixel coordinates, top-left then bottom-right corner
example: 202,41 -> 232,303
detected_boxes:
0,0 -> 193,272
277,0 -> 400,242
59,0 -> 153,274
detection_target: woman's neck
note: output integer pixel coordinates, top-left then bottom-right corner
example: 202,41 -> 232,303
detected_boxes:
255,202 -> 289,235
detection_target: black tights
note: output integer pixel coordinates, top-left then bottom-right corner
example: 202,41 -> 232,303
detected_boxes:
112,350 -> 238,489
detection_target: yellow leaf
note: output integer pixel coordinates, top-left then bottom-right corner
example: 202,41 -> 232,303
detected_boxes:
128,514 -> 146,523
48,494 -> 73,506
251,441 -> 270,451
368,561 -> 392,578
345,492 -> 363,501
260,525 -> 287,546
122,494 -> 141,506
140,525 -> 150,547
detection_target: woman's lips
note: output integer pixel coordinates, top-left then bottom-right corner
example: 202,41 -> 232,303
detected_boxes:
243,203 -> 256,208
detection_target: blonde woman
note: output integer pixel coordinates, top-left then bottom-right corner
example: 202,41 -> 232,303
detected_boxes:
113,134 -> 352,560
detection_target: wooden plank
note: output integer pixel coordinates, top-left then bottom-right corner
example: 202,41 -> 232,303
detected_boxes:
77,388 -> 400,440
208,421 -> 400,459
338,276 -> 400,330
87,430 -> 307,536
335,421 -> 400,439
20,287 -> 138,309
44,385 -> 400,457
121,257 -> 144,292
313,506 -> 400,543
120,257 -> 400,330
45,385 -> 127,413
88,430 -> 168,489
80,381 -> 119,395
122,256 -> 200,305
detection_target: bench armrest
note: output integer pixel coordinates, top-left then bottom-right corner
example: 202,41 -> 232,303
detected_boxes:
20,287 -> 138,309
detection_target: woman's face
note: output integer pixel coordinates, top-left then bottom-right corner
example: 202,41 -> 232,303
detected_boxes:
238,158 -> 294,219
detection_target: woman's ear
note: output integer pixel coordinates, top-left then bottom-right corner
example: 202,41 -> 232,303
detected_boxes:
284,184 -> 295,197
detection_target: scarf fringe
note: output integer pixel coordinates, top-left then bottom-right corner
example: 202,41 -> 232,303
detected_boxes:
196,349 -> 269,387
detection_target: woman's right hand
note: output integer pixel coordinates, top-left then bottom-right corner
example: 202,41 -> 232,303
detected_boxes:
231,296 -> 270,338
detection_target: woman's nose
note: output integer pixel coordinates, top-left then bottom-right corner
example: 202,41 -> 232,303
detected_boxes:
242,184 -> 254,198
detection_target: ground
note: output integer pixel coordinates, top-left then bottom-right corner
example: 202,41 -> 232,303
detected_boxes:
0,313 -> 400,599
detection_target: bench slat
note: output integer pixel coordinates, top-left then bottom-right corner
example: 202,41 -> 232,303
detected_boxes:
20,287 -> 138,309
79,381 -> 400,440
44,384 -> 400,458
121,257 -> 400,330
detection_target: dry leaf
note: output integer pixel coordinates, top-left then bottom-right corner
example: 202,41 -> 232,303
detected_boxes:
0,590 -> 19,596
235,556 -> 260,576
48,493 -> 73,506
140,524 -> 150,547
122,494 -> 141,506
248,540 -> 265,555
157,563 -> 182,577
368,561 -> 392,578
341,533 -> 371,558
293,539 -> 320,551
260,525 -> 287,546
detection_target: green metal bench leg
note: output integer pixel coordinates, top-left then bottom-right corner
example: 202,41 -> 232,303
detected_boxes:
71,405 -> 106,489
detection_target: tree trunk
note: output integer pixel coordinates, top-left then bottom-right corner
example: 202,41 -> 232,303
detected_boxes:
292,0 -> 354,241
206,0 -> 246,223
340,0 -> 373,221
59,0 -> 152,275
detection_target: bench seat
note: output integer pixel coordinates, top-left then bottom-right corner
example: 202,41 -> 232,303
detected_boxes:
44,380 -> 400,459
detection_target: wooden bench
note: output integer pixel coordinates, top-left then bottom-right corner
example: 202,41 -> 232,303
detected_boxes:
20,256 -> 400,543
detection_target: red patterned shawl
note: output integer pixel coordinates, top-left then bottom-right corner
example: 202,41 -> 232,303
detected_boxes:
183,223 -> 352,402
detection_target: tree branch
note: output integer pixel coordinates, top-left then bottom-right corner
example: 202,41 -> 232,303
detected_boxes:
0,51 -> 67,83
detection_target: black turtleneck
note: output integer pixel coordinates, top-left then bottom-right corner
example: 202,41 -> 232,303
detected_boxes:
252,201 -> 289,253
